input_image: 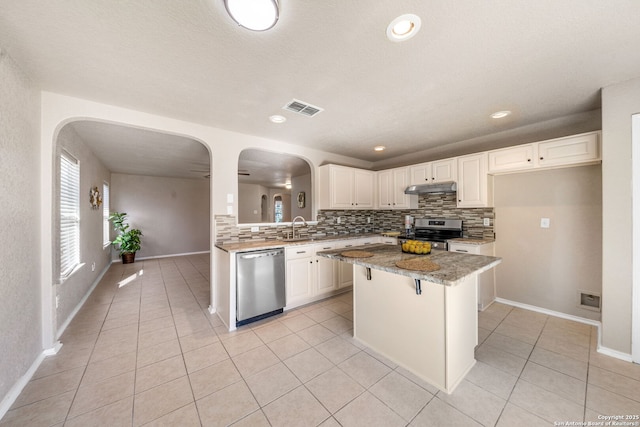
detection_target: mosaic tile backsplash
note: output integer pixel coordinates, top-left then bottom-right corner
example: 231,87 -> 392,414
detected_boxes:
216,193 -> 494,243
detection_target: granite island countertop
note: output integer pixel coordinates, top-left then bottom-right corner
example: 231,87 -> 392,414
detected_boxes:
215,233 -> 384,253
317,244 -> 501,286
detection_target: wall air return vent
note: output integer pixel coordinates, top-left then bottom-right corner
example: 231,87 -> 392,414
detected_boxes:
283,99 -> 324,117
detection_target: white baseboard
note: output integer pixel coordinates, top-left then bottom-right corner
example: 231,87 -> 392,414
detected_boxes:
495,297 -> 634,363
597,346 -> 633,362
494,297 -> 601,327
56,262 -> 111,340
114,250 -> 211,263
0,350 -> 47,420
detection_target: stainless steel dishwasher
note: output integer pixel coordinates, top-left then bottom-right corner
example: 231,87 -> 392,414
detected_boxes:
236,248 -> 286,326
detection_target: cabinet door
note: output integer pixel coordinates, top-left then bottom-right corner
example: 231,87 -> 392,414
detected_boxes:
409,163 -> 431,184
392,167 -> 411,208
488,144 -> 535,173
432,159 -> 457,182
330,166 -> 354,209
457,153 -> 491,208
538,133 -> 599,167
353,169 -> 375,208
286,248 -> 314,307
315,244 -> 337,296
377,170 -> 393,209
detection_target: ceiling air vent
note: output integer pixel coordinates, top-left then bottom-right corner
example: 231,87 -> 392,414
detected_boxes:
283,99 -> 324,117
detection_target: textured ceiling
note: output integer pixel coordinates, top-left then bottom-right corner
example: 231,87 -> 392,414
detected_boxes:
2,1 -> 640,174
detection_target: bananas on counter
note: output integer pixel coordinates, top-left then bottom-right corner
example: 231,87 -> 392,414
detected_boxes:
401,240 -> 431,255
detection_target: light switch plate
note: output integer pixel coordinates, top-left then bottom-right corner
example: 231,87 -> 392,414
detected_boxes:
251,226 -> 259,232
483,218 -> 490,227
227,193 -> 234,203
540,218 -> 550,228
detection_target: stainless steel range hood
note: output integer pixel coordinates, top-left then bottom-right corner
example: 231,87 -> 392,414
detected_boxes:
404,181 -> 457,194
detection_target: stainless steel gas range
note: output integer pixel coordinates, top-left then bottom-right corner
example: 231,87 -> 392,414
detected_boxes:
410,218 -> 463,251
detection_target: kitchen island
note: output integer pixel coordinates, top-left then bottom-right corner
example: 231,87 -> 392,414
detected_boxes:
317,244 -> 501,394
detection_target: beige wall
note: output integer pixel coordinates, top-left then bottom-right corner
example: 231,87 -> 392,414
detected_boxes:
494,165 -> 602,320
291,173 -> 312,220
601,76 -> 640,354
55,124 -> 112,330
0,52 -> 42,404
111,174 -> 210,259
237,183 -> 268,223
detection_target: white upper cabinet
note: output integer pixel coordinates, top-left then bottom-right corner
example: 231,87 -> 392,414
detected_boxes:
432,159 -> 457,182
488,144 -> 536,173
410,159 -> 457,184
537,132 -> 599,167
457,153 -> 493,208
319,164 -> 375,210
353,169 -> 375,208
488,132 -> 600,174
378,167 -> 413,209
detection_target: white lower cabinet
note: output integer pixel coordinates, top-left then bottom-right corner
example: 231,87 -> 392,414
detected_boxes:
285,242 -> 345,309
285,246 -> 315,308
315,242 -> 338,296
285,237 -> 398,309
449,241 -> 495,311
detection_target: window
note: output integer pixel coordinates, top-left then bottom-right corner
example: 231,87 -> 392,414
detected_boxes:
60,151 -> 80,279
274,196 -> 283,223
103,182 -> 110,246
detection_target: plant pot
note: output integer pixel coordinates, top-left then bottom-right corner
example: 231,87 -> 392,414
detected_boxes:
122,252 -> 136,264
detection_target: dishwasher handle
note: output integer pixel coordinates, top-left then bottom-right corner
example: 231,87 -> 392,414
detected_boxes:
238,250 -> 283,260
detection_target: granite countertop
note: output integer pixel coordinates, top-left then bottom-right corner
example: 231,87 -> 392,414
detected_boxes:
215,233 -> 384,253
317,244 -> 501,286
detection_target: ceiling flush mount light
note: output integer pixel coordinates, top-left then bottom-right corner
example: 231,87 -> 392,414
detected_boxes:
386,14 -> 421,42
269,115 -> 286,123
224,0 -> 279,31
490,110 -> 512,119
374,145 -> 386,152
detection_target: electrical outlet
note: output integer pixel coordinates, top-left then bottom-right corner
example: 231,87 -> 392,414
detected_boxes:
483,218 -> 490,227
251,226 -> 259,232
55,296 -> 59,308
367,217 -> 371,224
540,217 -> 550,228
91,262 -> 96,272
336,216 -> 341,224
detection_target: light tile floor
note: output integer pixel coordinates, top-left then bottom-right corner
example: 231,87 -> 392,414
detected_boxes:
2,254 -> 640,426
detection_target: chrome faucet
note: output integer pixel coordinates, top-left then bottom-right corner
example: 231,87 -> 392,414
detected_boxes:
291,216 -> 307,239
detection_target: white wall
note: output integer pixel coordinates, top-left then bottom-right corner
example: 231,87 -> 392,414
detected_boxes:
494,165 -> 602,320
601,76 -> 640,355
55,124 -> 112,330
111,174 -> 210,259
0,52 -> 42,407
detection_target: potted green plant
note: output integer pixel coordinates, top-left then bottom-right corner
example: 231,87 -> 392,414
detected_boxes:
109,212 -> 143,264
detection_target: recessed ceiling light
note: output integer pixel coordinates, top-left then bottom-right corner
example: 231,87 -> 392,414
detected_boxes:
224,0 -> 279,31
490,110 -> 512,119
269,115 -> 286,123
374,145 -> 386,152
386,14 -> 421,42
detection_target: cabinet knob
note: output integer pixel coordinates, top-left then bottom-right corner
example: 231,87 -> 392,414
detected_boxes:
458,199 -> 462,202
432,177 -> 435,181
425,178 -> 428,181
527,159 -> 531,162
540,157 -> 544,160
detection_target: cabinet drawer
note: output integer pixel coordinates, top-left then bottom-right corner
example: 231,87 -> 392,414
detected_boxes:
285,246 -> 314,260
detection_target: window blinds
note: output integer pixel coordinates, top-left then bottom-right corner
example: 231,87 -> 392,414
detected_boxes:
60,151 -> 80,278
